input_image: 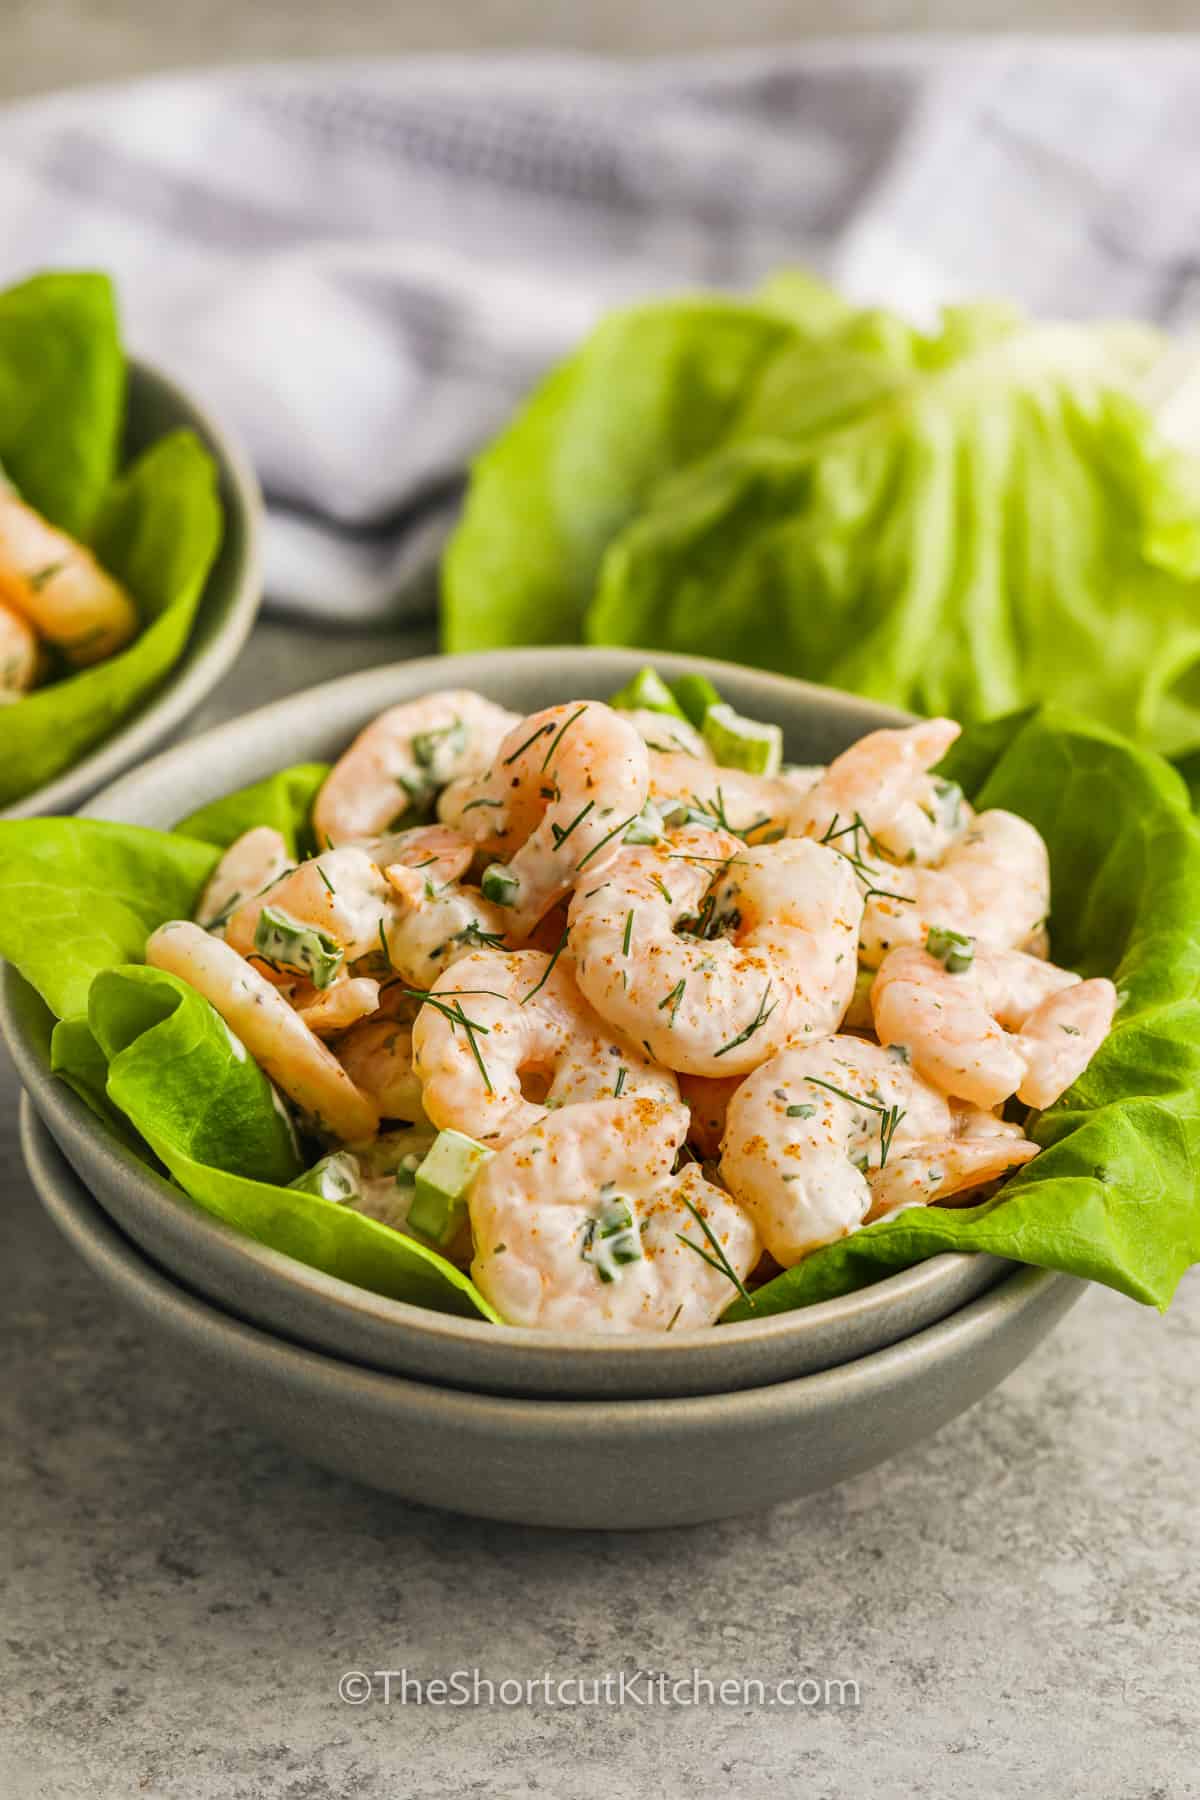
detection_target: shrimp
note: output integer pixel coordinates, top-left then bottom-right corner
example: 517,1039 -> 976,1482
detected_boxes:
648,752 -> 794,843
678,1072 -> 744,1159
374,823 -> 474,908
0,597 -> 38,694
439,701 -> 650,935
871,944 -> 1117,1110
412,947 -> 678,1148
568,826 -> 863,1077
146,921 -> 378,1143
856,811 -> 1051,969
865,1113 -> 1040,1221
225,846 -> 393,976
0,480 -> 137,665
720,1037 -> 1036,1265
313,690 -> 518,845
788,718 -> 966,865
382,881 -> 513,987
469,1098 -> 760,1332
291,975 -> 381,1037
194,827 -> 292,934
335,1017 -> 429,1126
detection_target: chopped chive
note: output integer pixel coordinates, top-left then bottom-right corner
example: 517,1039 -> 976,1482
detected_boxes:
521,928 -> 569,1004
666,1302 -> 684,1331
540,704 -> 589,772
614,1067 -> 627,1098
549,798 -> 595,849
461,796 -> 504,814
316,865 -> 336,896
503,721 -> 556,766
659,978 -> 686,1025
650,875 -> 674,906
675,1196 -> 755,1308
713,982 -> 778,1059
575,811 -> 639,872
377,920 -> 393,971
622,910 -> 634,956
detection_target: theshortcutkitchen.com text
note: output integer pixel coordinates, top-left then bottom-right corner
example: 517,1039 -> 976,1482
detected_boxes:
337,1668 -> 861,1709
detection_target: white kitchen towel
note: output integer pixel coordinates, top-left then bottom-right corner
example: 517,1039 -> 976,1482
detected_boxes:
2,42 -> 1199,622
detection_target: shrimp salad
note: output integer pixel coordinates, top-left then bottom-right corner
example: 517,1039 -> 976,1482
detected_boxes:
0,469 -> 138,702
147,671 -> 1117,1335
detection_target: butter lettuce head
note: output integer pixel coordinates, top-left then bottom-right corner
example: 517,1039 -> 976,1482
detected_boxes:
0,272 -> 222,806
445,280 -> 1200,765
2,708 -> 1199,1321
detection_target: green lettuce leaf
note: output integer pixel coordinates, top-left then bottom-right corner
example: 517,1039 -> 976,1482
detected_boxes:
589,308 -> 1200,762
0,429 -> 224,806
83,964 -> 494,1319
725,707 -> 1200,1318
445,273 -> 1200,764
0,816 -> 217,1020
176,763 -> 330,859
442,297 -> 804,651
0,270 -> 124,536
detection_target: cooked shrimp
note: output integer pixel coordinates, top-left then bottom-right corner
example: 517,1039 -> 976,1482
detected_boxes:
857,811 -> 1051,968
788,718 -> 965,864
412,947 -> 678,1147
865,1116 -> 1040,1221
648,752 -> 794,842
313,690 -> 518,845
439,701 -> 650,935
0,597 -> 38,694
721,1037 -> 954,1264
335,1017 -> 430,1125
292,975 -> 380,1037
469,1098 -> 760,1332
374,823 -> 474,908
382,881 -> 513,987
871,944 -> 1117,1109
225,846 -> 392,976
0,481 -> 137,665
194,827 -> 292,934
568,826 -> 862,1077
146,921 -> 378,1143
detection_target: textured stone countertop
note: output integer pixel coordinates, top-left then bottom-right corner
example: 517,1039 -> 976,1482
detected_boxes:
2,623 -> 1198,1799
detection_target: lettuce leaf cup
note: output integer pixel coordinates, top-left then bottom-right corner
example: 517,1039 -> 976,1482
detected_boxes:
1,687 -> 1197,1332
0,272 -> 227,811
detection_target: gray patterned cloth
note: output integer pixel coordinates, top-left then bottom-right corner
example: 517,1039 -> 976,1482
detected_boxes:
1,43 -> 1198,623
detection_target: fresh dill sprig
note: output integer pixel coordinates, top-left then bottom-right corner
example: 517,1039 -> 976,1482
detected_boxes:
675,1196 -> 756,1309
713,982 -> 778,1059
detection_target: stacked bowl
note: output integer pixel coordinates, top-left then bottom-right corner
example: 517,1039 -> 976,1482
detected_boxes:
3,651 -> 1084,1529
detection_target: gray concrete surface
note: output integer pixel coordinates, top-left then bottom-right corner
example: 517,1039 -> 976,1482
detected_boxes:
6,0 -> 1200,103
2,621 -> 1199,1795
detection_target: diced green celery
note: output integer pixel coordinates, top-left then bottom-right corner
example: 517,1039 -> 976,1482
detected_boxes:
254,905 -> 344,989
926,925 -> 975,973
701,702 -> 783,777
624,800 -> 665,845
289,1150 -> 363,1203
670,673 -> 724,730
408,1129 -> 493,1245
607,667 -> 688,720
481,863 -> 519,906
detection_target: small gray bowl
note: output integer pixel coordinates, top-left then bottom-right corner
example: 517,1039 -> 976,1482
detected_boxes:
2,648 -> 1008,1398
0,357 -> 262,821
21,1098 -> 1082,1530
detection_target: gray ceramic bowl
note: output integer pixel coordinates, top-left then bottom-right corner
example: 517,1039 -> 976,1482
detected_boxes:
21,1098 -> 1082,1530
0,357 -> 262,821
1,649 -> 1010,1398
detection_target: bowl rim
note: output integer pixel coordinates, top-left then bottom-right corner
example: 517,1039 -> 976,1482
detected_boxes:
0,354 -> 263,822
0,644 -> 1010,1364
21,1092 -> 1075,1430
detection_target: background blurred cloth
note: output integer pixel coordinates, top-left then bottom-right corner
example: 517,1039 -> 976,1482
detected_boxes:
2,42 -> 1200,623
